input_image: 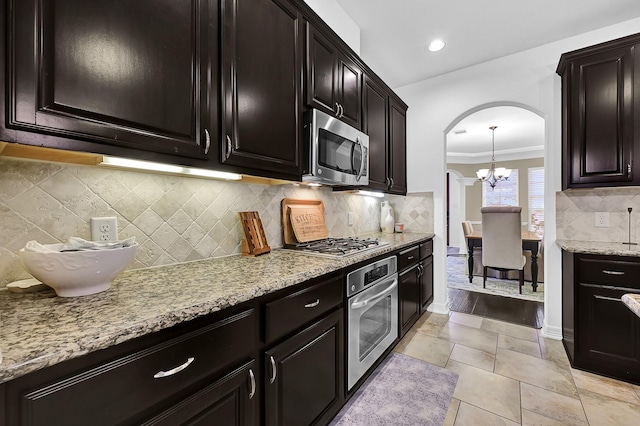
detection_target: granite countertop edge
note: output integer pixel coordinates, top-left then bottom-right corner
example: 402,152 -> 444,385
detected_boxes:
622,294 -> 640,318
557,239 -> 640,257
0,232 -> 433,384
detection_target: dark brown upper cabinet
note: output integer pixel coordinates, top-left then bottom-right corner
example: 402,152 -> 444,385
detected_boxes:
389,98 -> 408,194
557,33 -> 640,189
220,0 -> 303,180
362,75 -> 389,192
306,24 -> 362,130
7,0 -> 217,161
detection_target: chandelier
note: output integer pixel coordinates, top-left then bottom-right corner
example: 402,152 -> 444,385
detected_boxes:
476,126 -> 511,189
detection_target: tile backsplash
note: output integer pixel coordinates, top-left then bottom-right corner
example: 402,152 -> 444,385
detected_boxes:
557,187 -> 640,242
0,157 -> 433,286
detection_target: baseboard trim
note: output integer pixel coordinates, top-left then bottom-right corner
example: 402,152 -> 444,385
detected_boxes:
540,323 -> 563,340
426,301 -> 450,315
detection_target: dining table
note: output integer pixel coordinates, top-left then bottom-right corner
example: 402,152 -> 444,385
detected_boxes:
466,230 -> 542,292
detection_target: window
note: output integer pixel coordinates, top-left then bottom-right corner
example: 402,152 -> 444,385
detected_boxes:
528,167 -> 544,237
482,169 -> 519,207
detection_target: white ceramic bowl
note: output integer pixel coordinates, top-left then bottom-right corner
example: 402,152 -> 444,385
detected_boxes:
19,243 -> 138,297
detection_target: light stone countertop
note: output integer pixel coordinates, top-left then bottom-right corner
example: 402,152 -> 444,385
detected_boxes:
622,294 -> 640,318
557,239 -> 640,257
0,232 -> 433,384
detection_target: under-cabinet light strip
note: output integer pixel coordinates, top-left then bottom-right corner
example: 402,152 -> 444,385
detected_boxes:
100,156 -> 242,181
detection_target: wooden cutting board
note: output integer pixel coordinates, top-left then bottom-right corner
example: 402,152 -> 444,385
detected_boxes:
239,211 -> 271,256
281,199 -> 327,244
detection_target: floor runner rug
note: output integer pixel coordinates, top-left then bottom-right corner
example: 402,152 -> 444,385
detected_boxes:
447,255 -> 544,303
329,353 -> 458,425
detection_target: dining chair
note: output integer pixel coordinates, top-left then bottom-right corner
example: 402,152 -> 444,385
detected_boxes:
480,206 -> 526,294
461,221 -> 484,276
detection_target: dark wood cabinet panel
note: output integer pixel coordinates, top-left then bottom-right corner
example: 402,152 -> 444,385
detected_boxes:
421,256 -> 434,311
8,0 -> 215,160
399,263 -> 421,338
142,360 -> 257,426
306,23 -> 362,130
557,34 -> 640,189
362,76 -> 389,192
389,98 -> 408,195
11,309 -> 256,426
220,0 -> 303,179
264,309 -> 344,426
562,251 -> 640,384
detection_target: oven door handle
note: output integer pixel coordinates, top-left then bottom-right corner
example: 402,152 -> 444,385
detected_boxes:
350,279 -> 397,310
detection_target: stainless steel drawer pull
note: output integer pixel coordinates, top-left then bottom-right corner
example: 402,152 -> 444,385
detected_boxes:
226,135 -> 232,159
248,369 -> 256,399
269,356 -> 277,384
602,270 -> 625,276
407,256 -> 415,260
305,299 -> 320,308
153,357 -> 195,379
204,129 -> 211,155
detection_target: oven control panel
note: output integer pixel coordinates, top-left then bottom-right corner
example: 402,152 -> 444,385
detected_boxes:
346,256 -> 397,297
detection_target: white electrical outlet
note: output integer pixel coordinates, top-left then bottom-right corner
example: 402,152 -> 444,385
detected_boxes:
348,212 -> 354,226
594,212 -> 609,228
91,217 -> 118,242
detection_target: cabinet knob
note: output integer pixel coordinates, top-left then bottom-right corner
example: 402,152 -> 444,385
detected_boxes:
248,368 -> 256,399
226,135 -> 232,159
204,129 -> 211,155
153,357 -> 195,379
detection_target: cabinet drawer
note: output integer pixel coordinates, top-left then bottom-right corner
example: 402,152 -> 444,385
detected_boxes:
20,309 -> 257,426
420,240 -> 433,259
265,275 -> 342,343
398,246 -> 419,271
578,256 -> 640,290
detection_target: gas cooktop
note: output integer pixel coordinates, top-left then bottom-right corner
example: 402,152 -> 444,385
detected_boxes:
284,237 -> 389,258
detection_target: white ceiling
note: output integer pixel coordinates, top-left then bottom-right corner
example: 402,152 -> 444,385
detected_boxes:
336,0 -> 640,89
335,0 -> 640,161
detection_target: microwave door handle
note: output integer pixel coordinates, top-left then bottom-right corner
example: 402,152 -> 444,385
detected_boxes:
350,279 -> 397,309
355,136 -> 365,182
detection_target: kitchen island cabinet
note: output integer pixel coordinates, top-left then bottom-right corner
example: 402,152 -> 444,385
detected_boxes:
6,0 -> 217,163
557,32 -> 640,189
562,250 -> 640,384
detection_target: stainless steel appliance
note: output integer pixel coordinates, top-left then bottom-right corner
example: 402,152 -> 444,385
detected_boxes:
346,256 -> 398,390
303,108 -> 369,186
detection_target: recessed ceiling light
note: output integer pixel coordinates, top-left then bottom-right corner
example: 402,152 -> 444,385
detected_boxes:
427,39 -> 445,52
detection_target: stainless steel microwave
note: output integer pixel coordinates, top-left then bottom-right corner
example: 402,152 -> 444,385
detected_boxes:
303,109 -> 369,186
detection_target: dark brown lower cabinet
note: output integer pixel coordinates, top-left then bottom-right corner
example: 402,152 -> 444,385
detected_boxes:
142,360 -> 257,426
563,251 -> 640,384
399,263 -> 421,338
264,309 -> 344,426
420,255 -> 434,311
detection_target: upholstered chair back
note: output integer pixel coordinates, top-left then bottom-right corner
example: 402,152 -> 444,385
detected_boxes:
481,206 -> 526,270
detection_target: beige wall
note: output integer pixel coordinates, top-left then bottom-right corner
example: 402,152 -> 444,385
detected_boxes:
448,157 -> 544,224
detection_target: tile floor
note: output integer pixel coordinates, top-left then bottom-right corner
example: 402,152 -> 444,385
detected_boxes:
394,311 -> 640,425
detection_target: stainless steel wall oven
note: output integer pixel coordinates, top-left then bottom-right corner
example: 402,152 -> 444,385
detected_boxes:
346,256 -> 398,390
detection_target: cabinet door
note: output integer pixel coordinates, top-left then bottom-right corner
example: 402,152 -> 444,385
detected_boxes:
221,0 -> 303,179
421,256 -> 434,311
362,75 -> 389,192
399,264 -> 421,338
265,309 -> 344,426
389,99 -> 408,195
306,24 -> 339,117
142,360 -> 257,426
577,284 -> 640,381
337,55 -> 362,130
566,46 -> 634,186
8,0 -> 214,159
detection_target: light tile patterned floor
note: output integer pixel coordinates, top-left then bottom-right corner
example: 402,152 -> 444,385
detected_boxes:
394,311 -> 640,425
